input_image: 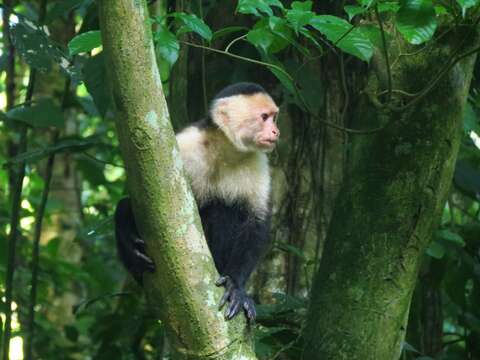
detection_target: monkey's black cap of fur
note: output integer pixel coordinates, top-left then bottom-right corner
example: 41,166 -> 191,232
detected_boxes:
214,82 -> 266,100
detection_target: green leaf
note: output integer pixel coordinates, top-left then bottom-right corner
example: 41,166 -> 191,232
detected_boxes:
11,20 -> 63,72
286,6 -> 315,32
46,0 -> 92,23
359,24 -> 392,49
247,27 -> 276,53
277,243 -> 306,260
456,0 -> 479,17
291,1 -> 313,11
454,160 -> 480,199
154,27 -> 180,68
437,229 -> 466,247
261,54 -> 296,94
396,0 -> 437,45
426,241 -> 445,259
344,5 -> 367,20
378,2 -> 401,13
6,136 -> 103,165
68,31 -> 102,55
269,16 -> 309,55
83,53 -> 111,117
173,13 -> 212,41
237,0 -> 284,17
463,102 -> 477,133
6,99 -> 64,128
11,19 -> 81,81
357,0 -> 375,7
310,15 -> 374,61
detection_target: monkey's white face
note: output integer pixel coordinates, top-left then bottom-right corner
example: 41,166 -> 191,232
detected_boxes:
212,93 -> 280,153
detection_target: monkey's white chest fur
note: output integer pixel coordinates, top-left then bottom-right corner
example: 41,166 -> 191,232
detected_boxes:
176,126 -> 271,218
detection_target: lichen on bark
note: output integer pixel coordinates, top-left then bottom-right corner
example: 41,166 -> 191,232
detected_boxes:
97,0 -> 257,358
302,29 -> 479,360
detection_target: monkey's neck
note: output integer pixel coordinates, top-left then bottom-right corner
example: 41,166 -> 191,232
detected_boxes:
205,128 -> 256,165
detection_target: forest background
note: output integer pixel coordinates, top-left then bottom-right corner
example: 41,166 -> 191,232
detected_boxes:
1,0 -> 480,359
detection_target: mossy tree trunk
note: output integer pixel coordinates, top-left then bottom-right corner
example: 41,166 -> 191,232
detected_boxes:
97,1 -> 256,358
302,29 -> 478,360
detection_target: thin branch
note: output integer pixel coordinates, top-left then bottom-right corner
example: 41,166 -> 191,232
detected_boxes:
391,44 -> 480,112
198,0 -> 208,113
333,23 -> 356,47
224,34 -> 247,53
375,5 -> 392,101
25,78 -> 70,360
2,0 -> 16,111
181,40 -> 386,134
2,1 -> 47,358
81,152 -> 125,168
180,40 -> 294,81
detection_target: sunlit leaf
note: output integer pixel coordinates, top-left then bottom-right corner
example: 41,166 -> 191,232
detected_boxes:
154,26 -> 180,67
68,31 -> 102,55
11,19 -> 79,80
247,27 -> 276,53
456,0 -> 479,17
396,0 -> 437,45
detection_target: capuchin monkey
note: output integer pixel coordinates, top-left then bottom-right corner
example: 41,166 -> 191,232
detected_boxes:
115,82 -> 280,321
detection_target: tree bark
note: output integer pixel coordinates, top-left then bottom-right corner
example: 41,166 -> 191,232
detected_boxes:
303,30 -> 478,360
97,0 -> 256,358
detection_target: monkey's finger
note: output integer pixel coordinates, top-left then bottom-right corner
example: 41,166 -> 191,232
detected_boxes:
145,261 -> 156,273
243,299 -> 256,321
134,249 -> 154,265
218,289 -> 231,310
133,237 -> 146,251
225,301 -> 241,320
215,276 -> 228,287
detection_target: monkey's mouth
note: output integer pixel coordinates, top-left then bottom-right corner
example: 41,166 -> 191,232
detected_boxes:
257,139 -> 277,148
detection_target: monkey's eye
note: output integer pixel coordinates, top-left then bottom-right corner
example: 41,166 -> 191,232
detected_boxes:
261,113 -> 269,121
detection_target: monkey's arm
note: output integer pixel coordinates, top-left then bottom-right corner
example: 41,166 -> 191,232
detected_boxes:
223,217 -> 270,288
114,198 -> 155,284
219,217 -> 270,320
200,201 -> 270,321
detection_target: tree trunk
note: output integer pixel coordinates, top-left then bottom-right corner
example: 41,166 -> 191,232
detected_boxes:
97,1 -> 256,358
303,30 -> 478,360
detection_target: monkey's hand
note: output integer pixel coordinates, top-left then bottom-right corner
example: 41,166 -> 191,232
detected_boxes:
215,276 -> 256,322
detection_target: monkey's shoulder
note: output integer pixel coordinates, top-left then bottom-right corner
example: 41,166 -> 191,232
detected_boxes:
175,125 -> 271,218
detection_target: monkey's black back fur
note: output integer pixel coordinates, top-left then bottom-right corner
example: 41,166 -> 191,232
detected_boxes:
213,82 -> 266,100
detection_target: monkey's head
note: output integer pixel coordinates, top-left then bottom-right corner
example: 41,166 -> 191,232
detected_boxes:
210,83 -> 280,153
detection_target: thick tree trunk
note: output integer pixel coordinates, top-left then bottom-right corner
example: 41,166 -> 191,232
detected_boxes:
303,31 -> 478,360
97,1 -> 256,358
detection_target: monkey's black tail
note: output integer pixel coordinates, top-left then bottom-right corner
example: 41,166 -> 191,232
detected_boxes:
114,198 -> 155,285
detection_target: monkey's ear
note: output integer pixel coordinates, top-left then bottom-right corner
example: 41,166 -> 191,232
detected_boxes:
212,99 -> 230,125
